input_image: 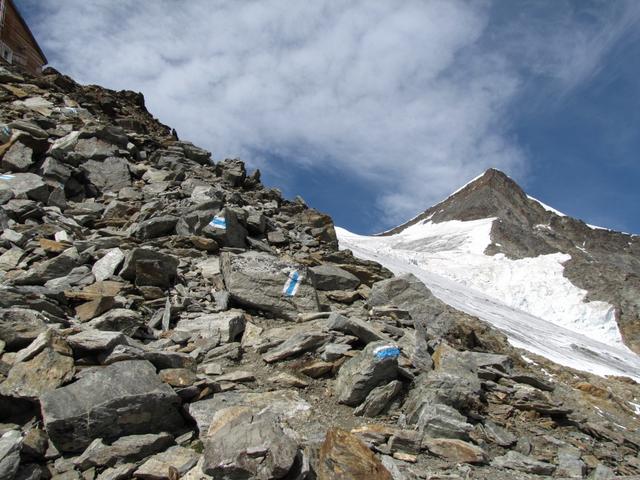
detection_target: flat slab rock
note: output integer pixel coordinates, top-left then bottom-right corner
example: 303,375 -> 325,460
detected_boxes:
220,251 -> 319,320
41,360 -> 184,453
135,446 -> 199,480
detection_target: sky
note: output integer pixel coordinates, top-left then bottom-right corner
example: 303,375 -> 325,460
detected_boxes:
16,0 -> 640,234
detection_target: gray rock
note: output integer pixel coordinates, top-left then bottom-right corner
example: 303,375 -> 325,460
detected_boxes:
75,433 -> 174,470
180,142 -> 211,165
66,330 -> 127,352
354,380 -> 402,417
491,451 -> 555,475
334,341 -> 399,406
588,464 -> 615,479
327,313 -> 389,344
41,360 -> 184,453
411,403 -> 473,440
134,216 -> 178,240
482,420 -> 517,447
220,251 -> 319,320
321,343 -> 352,361
556,447 -> 586,478
0,430 -> 22,480
185,390 -> 310,437
81,157 -> 132,193
119,248 -> 179,288
0,308 -> 51,349
262,330 -> 330,363
95,464 -> 137,480
2,141 -> 34,172
0,173 -> 49,203
267,230 -> 288,245
202,408 -> 298,479
175,310 -> 245,343
13,248 -> 82,285
92,248 -> 125,282
75,138 -> 119,160
202,208 -> 247,248
135,445 -> 199,480
40,157 -> 72,184
310,264 -> 360,291
87,309 -> 143,337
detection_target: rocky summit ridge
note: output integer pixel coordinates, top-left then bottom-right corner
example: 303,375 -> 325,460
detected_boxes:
384,168 -> 640,356
0,63 -> 640,479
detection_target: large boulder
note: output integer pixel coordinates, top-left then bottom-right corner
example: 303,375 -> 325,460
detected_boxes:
220,251 -> 319,320
119,248 -> 179,288
334,341 -> 399,406
0,173 -> 49,203
310,264 -> 360,291
81,157 -> 132,193
40,360 -> 184,453
202,207 -> 247,248
202,407 -> 299,479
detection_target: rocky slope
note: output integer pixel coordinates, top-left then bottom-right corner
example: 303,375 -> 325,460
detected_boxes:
382,168 -> 640,355
1,63 -> 640,480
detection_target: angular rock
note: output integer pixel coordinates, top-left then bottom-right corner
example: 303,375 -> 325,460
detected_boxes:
491,451 -> 556,475
262,330 -> 330,363
422,438 -> 487,464
316,428 -> 392,480
310,264 -> 360,291
134,446 -> 198,480
0,173 -> 49,203
0,308 -> 51,349
74,433 -> 174,470
41,360 -> 184,453
13,247 -> 82,285
158,368 -> 198,387
66,330 -> 126,352
119,248 -> 179,288
327,313 -> 389,345
412,403 -> 473,440
75,138 -> 119,160
81,157 -> 132,193
40,157 -> 72,183
203,408 -> 299,480
0,330 -> 74,400
134,216 -> 178,240
354,380 -> 402,417
220,251 -> 319,320
87,309 -> 143,337
174,310 -> 245,343
202,208 -> 247,248
482,420 -> 516,447
335,341 -> 399,406
2,141 -> 33,172
92,248 -> 125,282
0,430 -> 22,480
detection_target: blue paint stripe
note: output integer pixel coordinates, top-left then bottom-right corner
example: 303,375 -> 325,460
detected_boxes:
0,174 -> 14,181
210,216 -> 226,228
285,270 -> 299,296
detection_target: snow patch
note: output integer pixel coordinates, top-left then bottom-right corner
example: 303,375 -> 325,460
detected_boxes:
527,195 -> 566,217
337,218 -> 640,381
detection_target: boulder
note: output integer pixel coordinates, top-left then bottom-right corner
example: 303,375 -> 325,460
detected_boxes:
0,173 -> 49,203
66,330 -> 127,353
134,446 -> 199,480
119,248 -> 179,288
92,248 -> 125,282
262,330 -> 330,363
0,430 -> 22,480
202,408 -> 299,479
354,380 -> 402,417
1,141 -> 33,172
310,264 -> 360,291
316,428 -> 392,480
327,313 -> 389,344
133,216 -> 178,240
202,208 -> 247,248
491,451 -> 556,475
220,251 -> 319,320
0,308 -> 51,349
334,341 -> 399,406
41,360 -> 184,453
13,247 -> 83,285
81,157 -> 132,193
74,433 -> 174,470
174,310 -> 245,343
87,309 -> 143,337
421,438 -> 487,464
0,329 -> 74,400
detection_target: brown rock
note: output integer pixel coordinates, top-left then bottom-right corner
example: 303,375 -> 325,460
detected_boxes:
159,368 -> 198,387
422,438 -> 488,464
298,360 -> 333,378
39,238 -> 71,254
75,297 -> 115,322
316,428 -> 392,480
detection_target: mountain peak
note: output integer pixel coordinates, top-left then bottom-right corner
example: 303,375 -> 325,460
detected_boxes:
382,168 -> 545,236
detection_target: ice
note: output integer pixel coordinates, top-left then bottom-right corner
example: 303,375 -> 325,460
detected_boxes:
337,219 -> 640,381
527,195 -> 567,217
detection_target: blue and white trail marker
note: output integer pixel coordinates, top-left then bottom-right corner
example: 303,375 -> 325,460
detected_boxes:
0,174 -> 15,181
209,215 -> 226,230
373,345 -> 400,360
283,270 -> 302,297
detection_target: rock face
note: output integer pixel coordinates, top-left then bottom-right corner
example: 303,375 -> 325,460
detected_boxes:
41,360 -> 184,452
1,62 -> 640,480
220,251 -> 319,319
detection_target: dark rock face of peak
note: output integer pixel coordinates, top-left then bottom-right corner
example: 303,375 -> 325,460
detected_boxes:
385,168 -> 640,354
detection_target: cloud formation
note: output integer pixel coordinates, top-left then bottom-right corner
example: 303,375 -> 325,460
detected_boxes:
20,0 -> 640,227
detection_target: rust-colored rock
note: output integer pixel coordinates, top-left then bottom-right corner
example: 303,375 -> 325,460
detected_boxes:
422,438 -> 488,464
316,427 -> 392,480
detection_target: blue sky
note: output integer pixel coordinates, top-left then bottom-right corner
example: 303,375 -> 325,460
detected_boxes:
17,0 -> 640,234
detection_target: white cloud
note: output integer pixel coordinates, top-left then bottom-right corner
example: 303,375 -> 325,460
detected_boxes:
20,0 -> 639,228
